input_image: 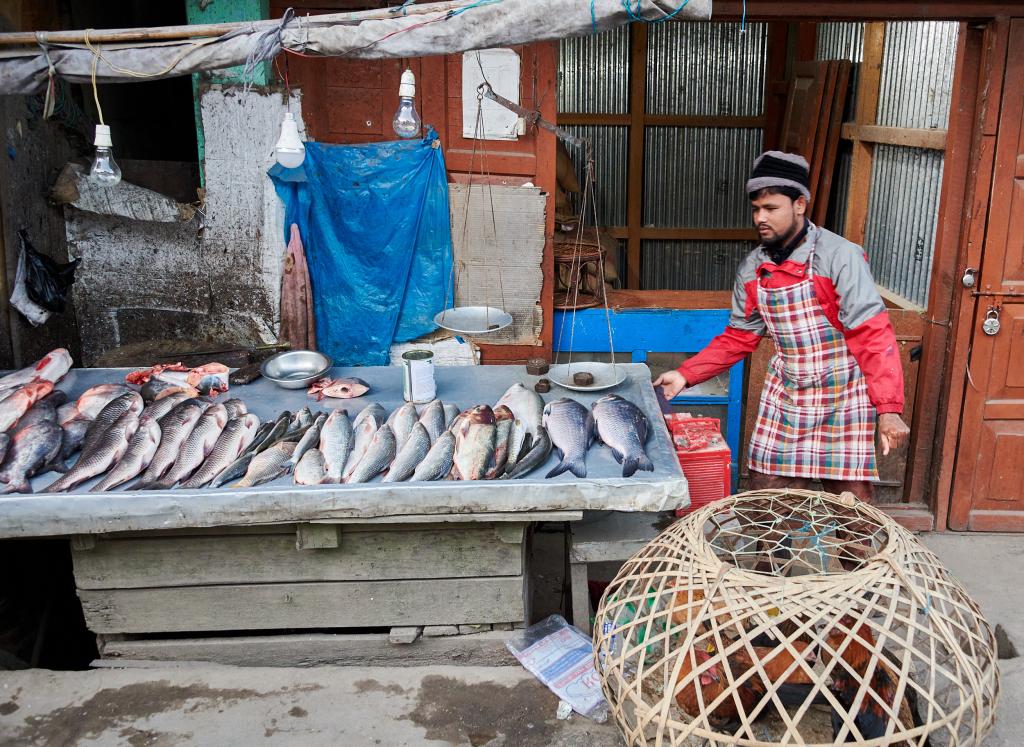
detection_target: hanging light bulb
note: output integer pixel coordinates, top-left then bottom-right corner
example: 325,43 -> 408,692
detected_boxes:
392,69 -> 421,139
275,112 -> 305,169
88,124 -> 121,187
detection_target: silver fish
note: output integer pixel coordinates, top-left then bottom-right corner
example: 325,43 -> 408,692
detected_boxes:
253,411 -> 291,454
344,404 -> 387,481
135,400 -> 205,487
290,412 -> 327,468
506,428 -> 553,480
180,414 -> 260,489
319,409 -> 354,483
591,394 -> 652,477
293,407 -> 314,432
222,398 -> 248,419
151,404 -> 229,489
57,401 -> 80,426
484,405 -> 515,480
51,417 -> 91,472
418,400 -> 445,443
235,441 -> 295,488
453,405 -> 496,481
411,430 -> 456,481
346,424 -> 396,484
91,419 -> 161,492
45,411 -> 139,492
79,392 -> 144,458
387,402 -> 418,452
495,383 -> 545,474
139,392 -> 190,425
14,397 -> 61,433
0,421 -> 62,494
0,348 -> 71,394
383,422 -> 431,483
0,381 -> 54,433
209,452 -> 254,489
75,384 -> 134,419
443,402 -> 460,430
543,398 -> 593,479
294,448 -> 328,485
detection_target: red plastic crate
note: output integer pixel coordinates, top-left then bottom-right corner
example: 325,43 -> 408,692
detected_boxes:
665,414 -> 731,515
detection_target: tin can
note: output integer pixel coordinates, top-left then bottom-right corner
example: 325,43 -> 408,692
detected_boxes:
402,350 -> 436,403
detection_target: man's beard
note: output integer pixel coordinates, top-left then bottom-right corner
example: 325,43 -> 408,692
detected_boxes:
762,219 -> 799,250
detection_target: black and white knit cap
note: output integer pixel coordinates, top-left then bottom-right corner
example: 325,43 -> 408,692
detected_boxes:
745,151 -> 811,201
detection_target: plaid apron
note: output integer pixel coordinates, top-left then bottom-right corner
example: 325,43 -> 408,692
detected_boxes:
748,227 -> 878,481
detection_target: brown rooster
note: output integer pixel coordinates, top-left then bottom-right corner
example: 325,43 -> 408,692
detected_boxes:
824,615 -> 931,746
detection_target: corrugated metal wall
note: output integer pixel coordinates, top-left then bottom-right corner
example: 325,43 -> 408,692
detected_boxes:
641,240 -> 751,290
559,26 -> 630,114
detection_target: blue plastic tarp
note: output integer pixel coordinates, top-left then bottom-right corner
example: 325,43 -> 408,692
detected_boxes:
269,128 -> 452,366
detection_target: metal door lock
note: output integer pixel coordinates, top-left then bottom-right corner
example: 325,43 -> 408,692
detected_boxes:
962,267 -> 977,288
982,307 -> 1001,336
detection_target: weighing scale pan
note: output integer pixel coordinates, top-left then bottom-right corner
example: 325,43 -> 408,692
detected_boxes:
434,306 -> 513,335
548,362 -> 626,392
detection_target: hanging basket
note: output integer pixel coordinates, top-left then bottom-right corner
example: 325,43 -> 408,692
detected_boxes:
593,490 -> 1000,746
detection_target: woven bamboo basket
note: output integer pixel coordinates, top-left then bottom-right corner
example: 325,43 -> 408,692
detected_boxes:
593,490 -> 999,746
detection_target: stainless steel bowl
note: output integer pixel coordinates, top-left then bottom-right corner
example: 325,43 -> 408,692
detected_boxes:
259,350 -> 332,389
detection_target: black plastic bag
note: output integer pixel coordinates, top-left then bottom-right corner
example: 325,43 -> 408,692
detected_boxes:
19,229 -> 79,313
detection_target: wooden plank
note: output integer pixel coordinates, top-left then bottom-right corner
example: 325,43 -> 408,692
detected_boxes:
813,60 -> 852,226
570,512 -> 664,563
71,526 -> 523,589
841,123 -> 948,150
295,523 -> 341,550
711,1 -> 1024,20
626,22 -> 648,290
312,511 -> 582,524
605,227 -> 758,242
79,576 -> 526,634
99,630 -> 519,667
762,23 -> 790,151
606,289 -> 732,310
557,113 -> 631,126
556,114 -> 765,129
389,626 -> 422,644
535,41 -> 559,362
843,22 -> 885,246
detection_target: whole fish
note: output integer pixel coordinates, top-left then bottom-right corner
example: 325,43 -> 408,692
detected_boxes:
0,381 -> 55,433
150,404 -> 229,489
45,411 -> 139,493
495,383 -> 545,474
506,428 -> 553,479
57,401 -> 80,425
51,417 -> 91,472
91,419 -> 161,492
135,400 -> 205,487
387,402 -> 418,452
79,392 -> 144,458
443,402 -> 460,430
290,412 -> 327,468
543,398 -> 594,479
0,421 -> 62,494
308,377 -> 370,401
0,348 -> 72,394
75,384 -> 135,419
383,422 -> 431,483
343,404 -> 387,481
292,407 -> 314,432
591,394 -> 653,477
14,396 -> 61,433
235,441 -> 295,488
346,424 -> 396,484
418,400 -> 446,443
209,452 -> 255,489
0,433 -> 8,464
484,405 -> 515,480
222,398 -> 248,419
253,411 -> 291,453
139,392 -> 190,425
180,413 -> 260,489
319,409 -> 354,483
411,430 -> 456,482
452,405 -> 496,481
294,448 -> 328,485
38,390 -> 68,408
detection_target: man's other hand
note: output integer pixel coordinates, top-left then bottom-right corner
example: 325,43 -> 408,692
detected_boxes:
878,413 -> 910,456
653,370 -> 688,400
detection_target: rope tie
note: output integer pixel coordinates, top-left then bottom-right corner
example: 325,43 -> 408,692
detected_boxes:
35,32 -> 57,120
243,6 -> 294,92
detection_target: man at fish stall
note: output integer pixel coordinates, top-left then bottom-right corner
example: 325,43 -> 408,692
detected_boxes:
653,151 -> 910,502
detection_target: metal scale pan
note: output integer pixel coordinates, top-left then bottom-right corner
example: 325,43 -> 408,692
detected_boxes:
434,306 -> 513,335
548,362 -> 626,392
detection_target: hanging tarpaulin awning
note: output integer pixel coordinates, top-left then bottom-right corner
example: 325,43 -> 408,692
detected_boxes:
0,0 -> 711,95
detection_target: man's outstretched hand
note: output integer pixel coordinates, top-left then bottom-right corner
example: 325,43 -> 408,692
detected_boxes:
653,370 -> 688,400
878,413 -> 910,456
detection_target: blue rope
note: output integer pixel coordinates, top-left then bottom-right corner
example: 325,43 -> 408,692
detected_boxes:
740,0 -> 747,34
389,0 -> 416,14
448,0 -> 502,17
590,0 -> 692,34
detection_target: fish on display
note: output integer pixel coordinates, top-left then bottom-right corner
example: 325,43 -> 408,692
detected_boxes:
180,413 -> 260,489
506,428 -> 553,480
135,400 -> 205,488
57,402 -> 80,426
289,412 -> 327,468
382,422 -> 430,483
45,411 -> 139,492
294,448 -> 328,485
0,421 -> 62,494
253,411 -> 291,454
292,407 -> 314,432
79,392 -> 144,458
139,377 -> 198,403
319,409 -> 354,483
235,441 -> 296,488
139,392 -> 190,425
442,402 -> 460,430
543,398 -> 593,479
222,399 -> 248,419
343,404 -> 387,481
411,430 -> 456,482
591,394 -> 653,477
495,383 -> 545,474
0,381 -> 55,433
452,405 -> 496,481
149,404 -> 229,489
13,395 -> 62,434
91,419 -> 161,492
387,402 -> 418,453
418,400 -> 446,443
51,417 -> 91,473
346,424 -> 396,484
484,405 -> 515,480
74,384 -> 135,419
0,433 -> 8,464
0,348 -> 72,395
308,377 -> 370,401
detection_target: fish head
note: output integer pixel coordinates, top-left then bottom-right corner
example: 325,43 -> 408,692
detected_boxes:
464,405 -> 496,425
493,405 -> 514,423
321,378 -> 370,399
21,381 -> 54,400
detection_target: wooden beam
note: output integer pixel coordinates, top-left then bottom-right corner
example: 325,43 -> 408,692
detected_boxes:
763,23 -> 790,151
626,23 -> 648,290
557,113 -> 631,126
841,123 -> 948,151
712,1 -> 1024,21
556,113 -> 766,130
605,289 -> 733,310
606,227 -> 758,241
842,22 -> 885,246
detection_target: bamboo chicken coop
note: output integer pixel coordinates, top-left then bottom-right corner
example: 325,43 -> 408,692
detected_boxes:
593,490 -> 999,746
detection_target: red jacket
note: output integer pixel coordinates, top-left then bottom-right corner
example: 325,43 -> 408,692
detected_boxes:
678,226 -> 904,415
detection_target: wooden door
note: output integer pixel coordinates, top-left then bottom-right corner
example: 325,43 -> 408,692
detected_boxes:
949,20 -> 1024,531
